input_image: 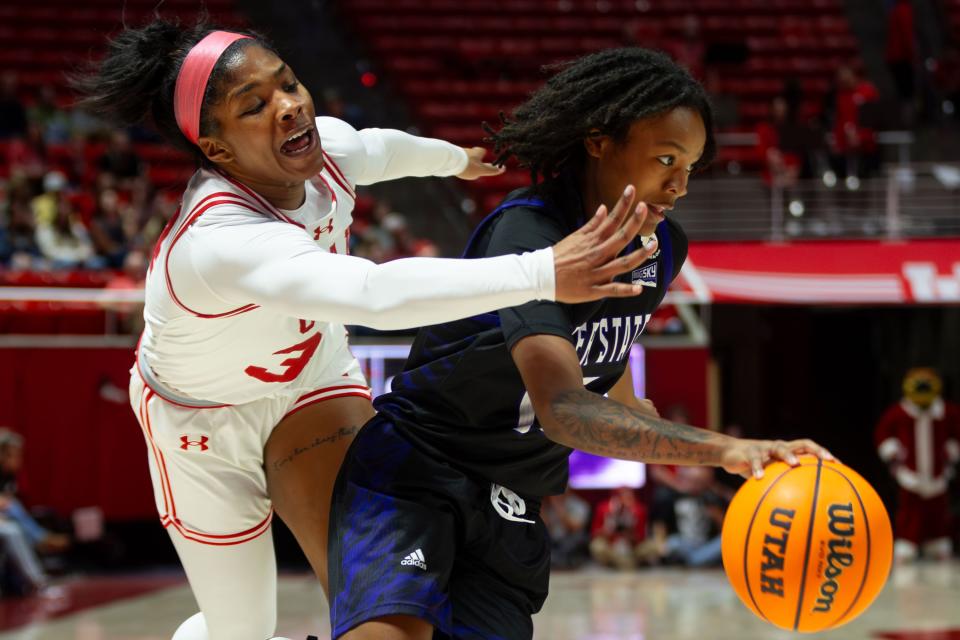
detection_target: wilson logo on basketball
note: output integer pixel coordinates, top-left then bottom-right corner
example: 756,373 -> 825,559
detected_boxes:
759,507 -> 795,598
179,435 -> 210,451
722,457 -> 892,633
813,503 -> 855,613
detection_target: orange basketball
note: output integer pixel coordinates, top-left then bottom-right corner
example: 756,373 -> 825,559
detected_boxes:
721,456 -> 892,633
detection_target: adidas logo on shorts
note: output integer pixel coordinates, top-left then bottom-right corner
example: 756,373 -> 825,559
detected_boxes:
400,548 -> 427,570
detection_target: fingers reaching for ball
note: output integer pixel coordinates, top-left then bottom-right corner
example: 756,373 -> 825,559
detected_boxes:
784,438 -> 838,463
722,438 -> 837,480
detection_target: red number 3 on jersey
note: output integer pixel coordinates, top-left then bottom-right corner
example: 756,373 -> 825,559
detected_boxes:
244,332 -> 322,383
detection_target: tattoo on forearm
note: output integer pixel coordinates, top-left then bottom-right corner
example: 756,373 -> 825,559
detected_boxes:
271,425 -> 359,471
550,389 -> 723,464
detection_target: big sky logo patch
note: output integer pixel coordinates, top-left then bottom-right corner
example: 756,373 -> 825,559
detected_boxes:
632,262 -> 658,288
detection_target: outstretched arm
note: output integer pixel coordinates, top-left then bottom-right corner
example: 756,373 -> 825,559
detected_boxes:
512,334 -> 833,478
316,117 -> 497,186
355,127 -> 473,184
182,186 -> 656,329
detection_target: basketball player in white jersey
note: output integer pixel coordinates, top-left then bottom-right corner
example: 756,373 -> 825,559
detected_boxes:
74,19 -> 658,640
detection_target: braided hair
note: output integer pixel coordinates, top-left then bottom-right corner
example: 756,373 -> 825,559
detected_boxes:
71,18 -> 274,161
484,48 -> 716,182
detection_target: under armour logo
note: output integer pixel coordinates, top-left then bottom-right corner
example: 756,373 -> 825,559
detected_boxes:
179,435 -> 209,451
313,219 -> 335,240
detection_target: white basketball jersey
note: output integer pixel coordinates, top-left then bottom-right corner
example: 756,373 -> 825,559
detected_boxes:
136,116 -> 555,406
139,151 -> 356,404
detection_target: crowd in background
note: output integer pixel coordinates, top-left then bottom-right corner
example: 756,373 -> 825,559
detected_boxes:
544,412 -> 745,573
0,429 -> 72,597
3,379 -> 958,599
0,75 -> 434,277
5,2 -> 960,275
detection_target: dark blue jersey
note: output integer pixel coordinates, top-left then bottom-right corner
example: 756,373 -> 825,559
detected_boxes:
375,175 -> 688,496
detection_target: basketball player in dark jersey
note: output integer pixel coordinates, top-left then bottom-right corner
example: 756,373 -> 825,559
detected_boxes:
327,49 -> 834,640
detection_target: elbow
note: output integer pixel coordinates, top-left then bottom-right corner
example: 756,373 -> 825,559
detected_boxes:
539,411 -> 577,450
535,386 -> 597,447
531,390 -> 573,443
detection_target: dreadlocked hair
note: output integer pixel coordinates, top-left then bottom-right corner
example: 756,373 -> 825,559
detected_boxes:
484,48 -> 717,182
71,17 -> 275,162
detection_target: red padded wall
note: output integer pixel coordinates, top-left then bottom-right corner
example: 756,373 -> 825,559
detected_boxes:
0,346 -> 155,520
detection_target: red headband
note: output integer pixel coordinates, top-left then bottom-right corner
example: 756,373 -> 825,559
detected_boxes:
174,31 -> 252,145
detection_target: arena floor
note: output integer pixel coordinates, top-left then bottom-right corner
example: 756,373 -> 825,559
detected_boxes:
0,563 -> 958,639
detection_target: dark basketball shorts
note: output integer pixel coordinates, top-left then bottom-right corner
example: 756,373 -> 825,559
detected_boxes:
328,415 -> 551,639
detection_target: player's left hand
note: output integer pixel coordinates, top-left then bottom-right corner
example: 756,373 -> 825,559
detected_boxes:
719,438 -> 836,480
456,147 -> 505,180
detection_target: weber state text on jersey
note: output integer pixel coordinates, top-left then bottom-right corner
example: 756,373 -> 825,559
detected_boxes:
375,176 -> 688,497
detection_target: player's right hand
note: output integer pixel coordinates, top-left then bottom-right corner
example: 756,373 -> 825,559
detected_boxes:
719,438 -> 837,480
552,185 -> 658,303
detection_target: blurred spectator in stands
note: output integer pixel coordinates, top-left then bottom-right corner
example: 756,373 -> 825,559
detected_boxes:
411,237 -> 440,257
0,428 -> 70,596
365,199 -> 398,254
641,405 -> 701,558
703,68 -> 739,130
69,107 -> 108,143
31,171 -> 68,226
98,130 -> 144,190
0,72 -> 28,140
105,247 -> 147,292
352,233 -> 390,263
382,212 -> 416,260
28,85 -> 72,145
932,42 -> 960,122
660,478 -> 725,567
35,181 -> 101,270
639,424 -> 743,568
647,406 -> 695,496
136,190 -> 177,252
885,0 -> 916,126
541,487 -> 591,569
644,304 -> 685,335
0,176 -> 44,270
103,248 -> 148,333
664,15 -> 706,79
0,174 -> 42,271
60,134 -> 93,189
320,89 -> 368,129
0,430 -> 70,553
6,122 -> 48,182
590,486 -> 647,570
89,188 -> 132,268
636,465 -> 725,567
830,66 -> 880,189
756,96 -> 803,189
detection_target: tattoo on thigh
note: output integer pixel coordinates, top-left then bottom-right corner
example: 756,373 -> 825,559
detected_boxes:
271,425 -> 360,471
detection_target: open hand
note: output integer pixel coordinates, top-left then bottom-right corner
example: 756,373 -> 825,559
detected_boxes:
455,147 -> 505,180
552,185 -> 658,303
720,438 -> 836,480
